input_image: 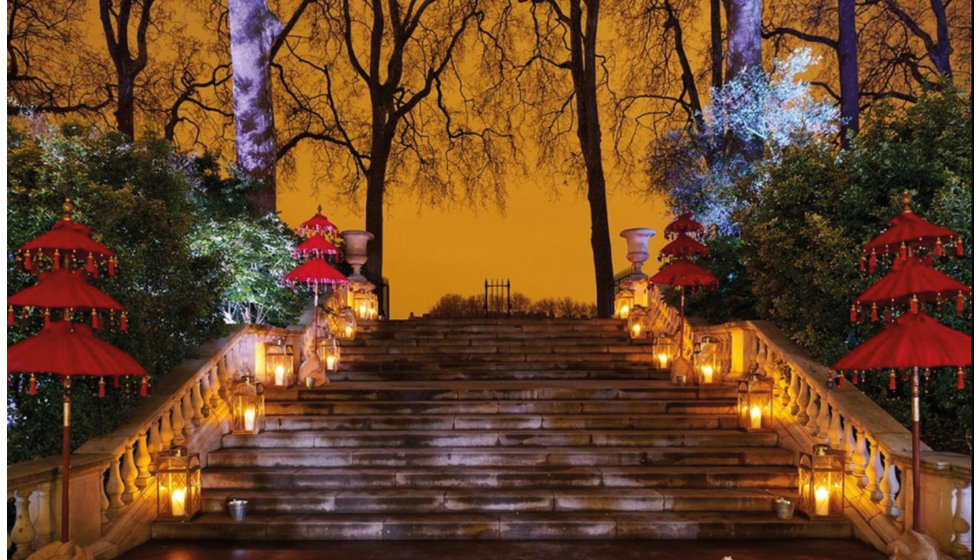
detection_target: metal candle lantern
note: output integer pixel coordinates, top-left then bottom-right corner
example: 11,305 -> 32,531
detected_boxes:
654,333 -> 674,371
231,375 -> 265,435
331,307 -> 358,340
156,445 -> 201,520
265,338 -> 294,387
736,373 -> 773,431
627,307 -> 649,340
693,337 -> 721,384
318,335 -> 341,372
798,444 -> 846,518
353,290 -> 378,320
614,288 -> 634,320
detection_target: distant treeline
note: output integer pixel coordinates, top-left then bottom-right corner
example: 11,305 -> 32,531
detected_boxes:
426,293 -> 597,319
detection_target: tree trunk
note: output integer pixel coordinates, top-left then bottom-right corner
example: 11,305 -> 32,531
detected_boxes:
837,0 -> 859,146
364,150 -> 389,281
723,0 -> 762,79
115,74 -> 136,138
228,0 -> 282,216
928,0 -> 952,76
570,0 -> 613,318
710,0 -> 724,89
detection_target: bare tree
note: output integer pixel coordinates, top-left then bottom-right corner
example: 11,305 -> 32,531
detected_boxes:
98,0 -> 156,138
271,0 -> 512,279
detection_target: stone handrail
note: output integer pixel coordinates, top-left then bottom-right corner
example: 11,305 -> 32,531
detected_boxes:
641,285 -> 971,558
6,318 -> 309,560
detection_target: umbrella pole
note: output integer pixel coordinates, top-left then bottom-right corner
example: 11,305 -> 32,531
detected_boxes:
61,377 -> 72,542
911,366 -> 922,532
679,288 -> 686,359
313,285 -> 319,357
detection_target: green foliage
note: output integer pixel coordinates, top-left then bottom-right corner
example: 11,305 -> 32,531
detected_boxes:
189,215 -> 309,326
7,125 -> 227,463
680,235 -> 758,324
737,85 -> 972,453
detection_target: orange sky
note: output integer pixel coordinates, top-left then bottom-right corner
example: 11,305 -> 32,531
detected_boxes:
279,169 -> 671,319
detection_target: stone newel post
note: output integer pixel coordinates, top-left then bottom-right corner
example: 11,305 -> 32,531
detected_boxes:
619,228 -> 657,307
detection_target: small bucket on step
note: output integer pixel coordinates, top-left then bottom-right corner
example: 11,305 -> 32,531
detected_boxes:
227,499 -> 248,521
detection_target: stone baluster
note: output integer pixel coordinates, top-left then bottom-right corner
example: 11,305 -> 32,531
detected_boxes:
951,478 -> 972,557
180,392 -> 196,436
105,457 -> 126,518
100,474 -> 110,528
787,368 -> 801,415
216,355 -> 230,403
880,452 -> 901,518
160,409 -> 175,449
10,490 -> 35,560
865,439 -> 884,503
190,382 -> 206,425
147,419 -> 163,457
135,431 -> 152,488
829,407 -> 843,448
804,388 -> 821,435
814,396 -> 830,440
843,419 -> 858,475
795,377 -> 810,425
34,481 -> 55,547
170,401 -> 186,445
200,370 -> 214,415
121,442 -> 138,504
853,430 -> 871,488
777,365 -> 792,409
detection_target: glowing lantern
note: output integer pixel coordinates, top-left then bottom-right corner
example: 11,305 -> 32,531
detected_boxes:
264,338 -> 294,387
653,333 -> 674,371
353,290 -> 378,320
156,445 -> 201,520
318,335 -> 341,372
231,375 -> 264,435
614,288 -> 634,320
627,307 -> 649,340
736,373 -> 773,431
329,307 -> 357,340
693,337 -> 721,384
798,444 -> 845,518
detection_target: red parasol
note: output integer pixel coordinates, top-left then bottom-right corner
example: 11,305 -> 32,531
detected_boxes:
861,192 -> 963,272
298,205 -> 338,238
19,201 -> 117,276
852,256 -> 971,320
649,259 -> 719,289
294,234 -> 342,259
658,232 -> 708,261
284,257 -> 349,287
8,321 -> 147,377
833,311 -> 972,371
664,212 -> 704,238
8,269 -> 125,328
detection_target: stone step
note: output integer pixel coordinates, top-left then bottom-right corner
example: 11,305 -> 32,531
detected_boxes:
207,446 -> 793,468
203,465 -> 797,491
266,413 -> 737,431
265,382 -> 736,402
265,399 -> 736,416
152,511 -> 852,540
326,368 -> 668,382
200,487 -> 791,514
341,352 -> 654,364
340,343 -> 650,354
221,429 -> 778,449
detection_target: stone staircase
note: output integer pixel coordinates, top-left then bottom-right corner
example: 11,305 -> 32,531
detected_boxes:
153,319 -> 851,540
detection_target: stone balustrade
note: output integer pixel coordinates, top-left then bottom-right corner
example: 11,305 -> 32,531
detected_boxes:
643,285 -> 972,558
6,320 -> 307,560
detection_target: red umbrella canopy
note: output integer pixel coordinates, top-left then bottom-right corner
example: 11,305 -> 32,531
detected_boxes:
284,257 -> 349,286
294,234 -> 342,258
7,320 -> 147,377
649,259 -> 719,289
833,311 -> 972,371
659,232 -> 708,260
8,268 -> 124,312
664,213 -> 704,238
864,210 -> 960,257
855,256 -> 971,308
298,206 -> 339,238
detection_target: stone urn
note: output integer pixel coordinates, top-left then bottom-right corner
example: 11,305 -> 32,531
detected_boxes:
339,230 -> 374,280
619,228 -> 657,277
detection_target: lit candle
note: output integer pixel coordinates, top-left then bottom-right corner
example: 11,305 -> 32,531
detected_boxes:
344,326 -> 353,338
702,365 -> 714,384
657,353 -> 669,370
243,407 -> 256,432
750,406 -> 762,429
814,485 -> 830,516
358,304 -> 368,318
619,305 -> 630,319
274,365 -> 285,386
171,487 -> 186,517
326,355 -> 337,370
631,324 -> 642,337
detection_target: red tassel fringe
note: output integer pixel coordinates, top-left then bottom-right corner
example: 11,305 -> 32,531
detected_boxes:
53,250 -> 61,270
859,256 -> 866,272
935,239 -> 943,257
869,251 -> 877,274
871,303 -> 878,322
851,371 -> 859,385
29,374 -> 37,395
956,368 -> 965,390
7,306 -> 13,326
888,371 -> 897,390
87,253 -> 95,274
114,376 -> 120,388
121,312 -> 128,332
44,309 -> 50,327
98,378 -> 106,398
140,377 -> 148,397
956,238 -> 964,257
23,251 -> 33,272
108,257 -> 116,276
850,305 -> 857,323
957,292 -> 964,316
910,296 -> 918,314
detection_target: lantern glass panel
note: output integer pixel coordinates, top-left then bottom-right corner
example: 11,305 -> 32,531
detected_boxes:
265,340 -> 294,387
329,307 -> 358,340
614,289 -> 634,320
353,291 -> 378,320
627,307 -> 648,340
694,339 -> 720,384
156,445 -> 201,520
737,374 -> 773,430
654,334 -> 674,370
798,444 -> 845,517
231,375 -> 264,434
318,335 -> 341,371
